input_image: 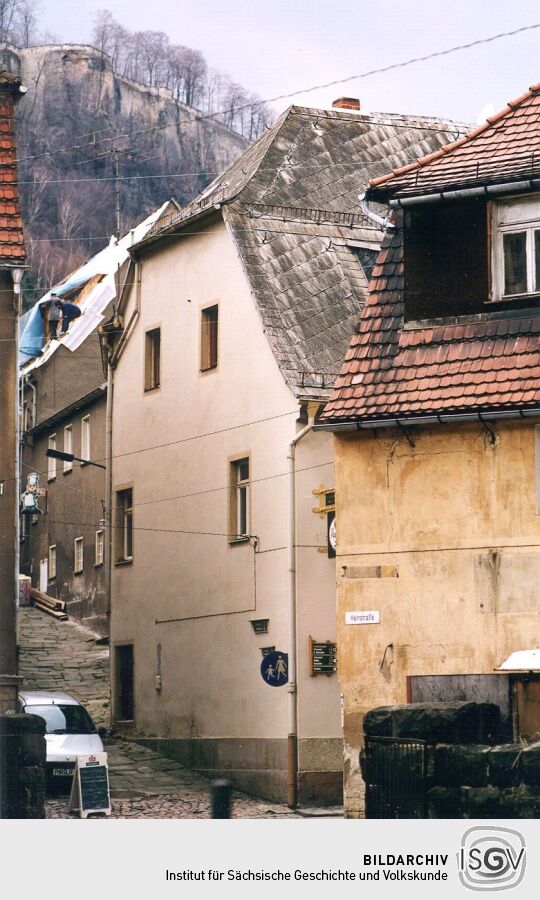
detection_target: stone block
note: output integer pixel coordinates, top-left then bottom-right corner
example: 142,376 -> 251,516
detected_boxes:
363,707 -> 392,737
520,743 -> 540,786
427,786 -> 464,818
18,732 -> 46,767
488,744 -> 523,787
462,786 -> 539,818
0,712 -> 46,818
391,702 -> 500,744
435,744 -> 490,787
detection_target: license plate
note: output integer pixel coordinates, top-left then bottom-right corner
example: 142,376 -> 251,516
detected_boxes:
52,767 -> 74,776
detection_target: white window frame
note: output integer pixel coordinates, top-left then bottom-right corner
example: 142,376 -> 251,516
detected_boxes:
74,536 -> 84,574
230,457 -> 250,542
115,488 -> 133,562
47,434 -> 57,480
63,424 -> 73,472
48,544 -> 57,580
81,415 -> 91,463
493,196 -> 540,300
95,529 -> 104,566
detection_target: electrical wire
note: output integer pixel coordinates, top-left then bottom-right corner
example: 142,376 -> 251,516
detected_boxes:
17,456 -> 334,512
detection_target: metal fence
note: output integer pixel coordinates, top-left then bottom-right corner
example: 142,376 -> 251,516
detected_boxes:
364,736 -> 434,818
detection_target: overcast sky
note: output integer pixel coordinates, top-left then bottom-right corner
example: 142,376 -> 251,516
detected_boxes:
39,0 -> 540,125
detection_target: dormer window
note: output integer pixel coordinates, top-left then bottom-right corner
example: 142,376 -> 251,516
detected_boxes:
493,196 -> 540,300
403,198 -> 488,322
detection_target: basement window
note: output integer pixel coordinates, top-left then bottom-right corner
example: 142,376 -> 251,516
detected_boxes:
493,197 -> 540,300
200,304 -> 218,371
144,327 -> 161,391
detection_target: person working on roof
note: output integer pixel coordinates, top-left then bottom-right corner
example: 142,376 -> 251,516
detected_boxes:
46,296 -> 63,340
60,300 -> 82,333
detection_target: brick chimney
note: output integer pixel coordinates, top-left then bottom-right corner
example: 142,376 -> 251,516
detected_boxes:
332,97 -> 360,111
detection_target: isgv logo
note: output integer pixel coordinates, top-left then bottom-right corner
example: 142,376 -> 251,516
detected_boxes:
458,827 -> 526,891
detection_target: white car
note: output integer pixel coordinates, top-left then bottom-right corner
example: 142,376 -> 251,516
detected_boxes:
18,690 -> 104,786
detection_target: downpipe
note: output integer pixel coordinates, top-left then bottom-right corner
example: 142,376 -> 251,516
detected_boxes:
287,413 -> 314,808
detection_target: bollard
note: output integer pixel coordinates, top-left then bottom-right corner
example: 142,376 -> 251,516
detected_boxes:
212,778 -> 232,819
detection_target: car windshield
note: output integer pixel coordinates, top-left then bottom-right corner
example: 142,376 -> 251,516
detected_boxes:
23,704 -> 97,735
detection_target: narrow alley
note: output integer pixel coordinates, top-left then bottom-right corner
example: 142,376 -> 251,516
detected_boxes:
18,608 -> 327,819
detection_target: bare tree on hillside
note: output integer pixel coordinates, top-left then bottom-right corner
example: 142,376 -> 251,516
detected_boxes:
0,0 -> 20,42
15,0 -> 39,46
90,9 -> 273,139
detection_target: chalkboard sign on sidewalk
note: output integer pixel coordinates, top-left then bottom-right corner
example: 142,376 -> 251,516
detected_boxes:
69,752 -> 111,818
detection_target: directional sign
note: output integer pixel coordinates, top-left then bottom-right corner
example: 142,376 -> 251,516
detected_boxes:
260,650 -> 288,687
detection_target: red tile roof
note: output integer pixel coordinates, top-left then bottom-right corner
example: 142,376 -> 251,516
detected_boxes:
321,219 -> 540,422
0,73 -> 25,265
368,83 -> 540,201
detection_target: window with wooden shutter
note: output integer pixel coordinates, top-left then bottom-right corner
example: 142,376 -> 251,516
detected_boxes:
144,327 -> 161,391
403,198 -> 488,321
200,305 -> 218,371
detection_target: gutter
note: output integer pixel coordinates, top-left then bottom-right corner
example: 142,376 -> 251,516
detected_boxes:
388,179 -> 539,208
110,259 -> 142,367
286,410 -> 315,808
358,191 -> 395,229
314,408 -> 540,432
24,384 -> 107,438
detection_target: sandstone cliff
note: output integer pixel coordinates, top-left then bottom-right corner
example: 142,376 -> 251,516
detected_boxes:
0,43 -> 247,300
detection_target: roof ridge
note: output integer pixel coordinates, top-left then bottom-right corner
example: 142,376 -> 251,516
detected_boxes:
369,82 -> 540,190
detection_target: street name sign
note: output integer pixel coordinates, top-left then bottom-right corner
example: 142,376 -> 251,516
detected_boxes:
345,610 -> 380,625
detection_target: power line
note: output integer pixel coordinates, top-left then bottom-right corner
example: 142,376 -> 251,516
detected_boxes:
14,21 -> 539,167
18,457 -> 333,511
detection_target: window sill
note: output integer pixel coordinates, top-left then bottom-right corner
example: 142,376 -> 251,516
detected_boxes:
95,562 -> 104,569
404,298 -> 540,330
73,570 -> 83,575
63,469 -> 72,475
47,476 -> 56,483
228,536 -> 250,546
144,385 -> 160,394
115,558 -> 133,567
487,292 -> 540,305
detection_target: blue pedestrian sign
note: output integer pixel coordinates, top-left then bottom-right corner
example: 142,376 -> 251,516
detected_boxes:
260,651 -> 289,687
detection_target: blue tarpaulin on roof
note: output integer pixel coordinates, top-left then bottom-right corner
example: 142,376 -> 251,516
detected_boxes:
19,304 -> 44,364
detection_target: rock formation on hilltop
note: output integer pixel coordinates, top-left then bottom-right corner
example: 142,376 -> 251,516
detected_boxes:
0,43 -> 249,303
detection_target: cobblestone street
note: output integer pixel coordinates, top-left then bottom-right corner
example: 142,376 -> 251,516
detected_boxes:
19,608 -> 341,819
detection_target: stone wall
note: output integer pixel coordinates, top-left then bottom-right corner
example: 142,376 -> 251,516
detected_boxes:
362,701 -> 540,818
0,713 -> 46,818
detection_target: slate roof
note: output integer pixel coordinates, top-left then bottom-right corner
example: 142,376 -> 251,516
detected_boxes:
369,82 -> 540,201
322,85 -> 540,423
0,71 -> 25,264
138,104 -> 467,399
